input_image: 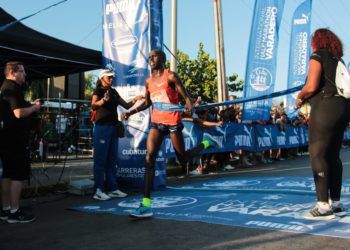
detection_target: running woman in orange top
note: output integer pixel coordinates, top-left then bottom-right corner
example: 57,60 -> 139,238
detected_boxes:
123,49 -> 195,218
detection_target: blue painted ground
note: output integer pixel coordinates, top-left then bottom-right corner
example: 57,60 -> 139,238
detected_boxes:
72,177 -> 350,239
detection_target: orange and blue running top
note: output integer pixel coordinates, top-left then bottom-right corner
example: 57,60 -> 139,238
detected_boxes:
147,69 -> 181,125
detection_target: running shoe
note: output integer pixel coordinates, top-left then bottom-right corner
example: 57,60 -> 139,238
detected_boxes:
243,157 -> 253,167
7,209 -> 36,224
202,134 -> 218,148
108,189 -> 128,198
332,203 -> 347,216
0,209 -> 10,221
301,204 -> 335,220
224,164 -> 235,170
93,189 -> 111,201
129,203 -> 153,218
189,169 -> 202,175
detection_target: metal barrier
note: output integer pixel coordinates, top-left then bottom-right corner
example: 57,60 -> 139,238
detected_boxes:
29,99 -> 93,163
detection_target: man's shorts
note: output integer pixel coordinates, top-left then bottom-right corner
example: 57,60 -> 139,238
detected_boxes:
1,147 -> 30,181
150,122 -> 184,135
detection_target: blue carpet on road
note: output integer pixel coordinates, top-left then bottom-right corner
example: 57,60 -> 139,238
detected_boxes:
72,177 -> 350,239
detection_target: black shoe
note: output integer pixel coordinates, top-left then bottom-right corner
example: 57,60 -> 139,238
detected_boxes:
0,209 -> 10,221
332,203 -> 347,216
7,209 -> 36,224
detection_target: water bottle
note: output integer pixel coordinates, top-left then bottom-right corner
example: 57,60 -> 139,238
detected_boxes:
39,138 -> 44,160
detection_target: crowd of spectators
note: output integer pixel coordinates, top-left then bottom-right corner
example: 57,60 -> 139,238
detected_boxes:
177,96 -> 311,176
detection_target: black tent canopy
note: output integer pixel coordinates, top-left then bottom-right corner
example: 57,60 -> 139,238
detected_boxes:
0,8 -> 102,81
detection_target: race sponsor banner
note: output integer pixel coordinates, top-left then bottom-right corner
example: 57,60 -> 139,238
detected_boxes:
255,124 -> 274,150
286,0 -> 312,117
286,125 -> 300,148
164,121 -> 202,155
243,0 -> 285,121
102,0 -> 165,188
164,122 -> 319,158
149,0 -> 163,50
299,125 -> 308,146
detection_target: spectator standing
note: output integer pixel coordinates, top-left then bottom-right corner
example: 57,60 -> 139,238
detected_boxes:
91,69 -> 143,201
296,28 -> 350,220
0,61 -> 41,223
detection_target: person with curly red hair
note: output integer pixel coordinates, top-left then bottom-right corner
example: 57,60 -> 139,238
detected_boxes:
296,28 -> 350,220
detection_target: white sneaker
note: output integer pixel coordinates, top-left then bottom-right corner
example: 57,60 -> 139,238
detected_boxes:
301,204 -> 335,220
243,158 -> 253,167
189,169 -> 202,176
224,164 -> 235,170
108,189 -> 128,198
93,189 -> 111,201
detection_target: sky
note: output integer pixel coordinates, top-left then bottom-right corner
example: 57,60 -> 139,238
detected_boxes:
1,0 -> 350,93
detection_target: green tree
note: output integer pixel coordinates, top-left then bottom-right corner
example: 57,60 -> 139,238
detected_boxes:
27,79 -> 47,100
227,72 -> 244,98
84,72 -> 97,100
175,43 -> 218,103
170,43 -> 243,103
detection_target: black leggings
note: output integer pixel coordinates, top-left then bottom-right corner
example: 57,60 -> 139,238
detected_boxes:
309,96 -> 350,202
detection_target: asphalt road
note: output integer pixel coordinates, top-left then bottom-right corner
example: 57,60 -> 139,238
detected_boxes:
1,149 -> 350,250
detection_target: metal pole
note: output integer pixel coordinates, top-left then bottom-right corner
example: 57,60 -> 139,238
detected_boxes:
58,91 -> 62,160
46,77 -> 51,112
217,0 -> 228,101
213,0 -> 228,104
170,0 -> 177,72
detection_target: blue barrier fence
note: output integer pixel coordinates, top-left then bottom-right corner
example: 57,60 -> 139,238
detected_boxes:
163,121 -> 350,158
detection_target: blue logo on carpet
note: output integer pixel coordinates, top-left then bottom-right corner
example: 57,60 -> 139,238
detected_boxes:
72,177 -> 350,238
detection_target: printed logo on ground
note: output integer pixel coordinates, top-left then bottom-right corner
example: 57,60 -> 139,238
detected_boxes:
73,177 -> 350,239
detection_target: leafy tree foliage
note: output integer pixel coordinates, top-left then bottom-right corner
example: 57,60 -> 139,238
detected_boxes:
27,79 -> 47,100
169,43 -> 244,103
84,72 -> 97,100
227,72 -> 244,99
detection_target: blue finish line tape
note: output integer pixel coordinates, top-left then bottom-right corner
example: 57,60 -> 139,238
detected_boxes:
153,85 -> 303,112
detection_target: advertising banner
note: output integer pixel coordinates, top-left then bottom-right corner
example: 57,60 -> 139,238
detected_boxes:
243,0 -> 285,121
102,0 -> 165,188
286,0 -> 312,117
163,122 -> 318,158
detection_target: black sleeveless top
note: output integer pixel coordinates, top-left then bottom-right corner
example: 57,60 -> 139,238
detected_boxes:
308,49 -> 338,102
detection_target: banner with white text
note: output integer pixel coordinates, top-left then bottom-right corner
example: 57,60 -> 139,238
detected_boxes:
286,0 -> 312,117
243,0 -> 285,121
102,0 -> 165,189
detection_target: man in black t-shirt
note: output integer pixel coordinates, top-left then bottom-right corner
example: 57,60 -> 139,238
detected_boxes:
0,62 -> 41,223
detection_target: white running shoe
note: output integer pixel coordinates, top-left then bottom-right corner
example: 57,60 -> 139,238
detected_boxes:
243,158 -> 253,167
224,164 -> 235,170
301,204 -> 335,220
108,189 -> 128,198
93,189 -> 111,201
189,169 -> 202,176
